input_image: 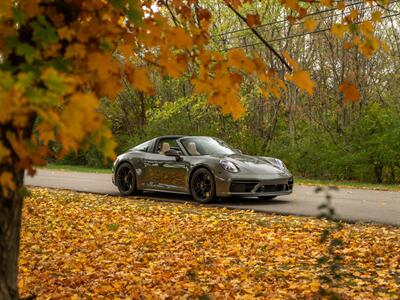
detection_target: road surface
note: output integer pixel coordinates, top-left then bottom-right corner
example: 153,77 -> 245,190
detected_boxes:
25,169 -> 400,226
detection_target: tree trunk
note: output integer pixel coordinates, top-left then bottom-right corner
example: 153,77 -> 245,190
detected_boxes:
0,165 -> 24,299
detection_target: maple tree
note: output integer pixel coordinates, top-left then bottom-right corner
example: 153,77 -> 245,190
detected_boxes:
0,0 -> 390,298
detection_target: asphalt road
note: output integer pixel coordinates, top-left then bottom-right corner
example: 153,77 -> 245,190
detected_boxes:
25,169 -> 400,226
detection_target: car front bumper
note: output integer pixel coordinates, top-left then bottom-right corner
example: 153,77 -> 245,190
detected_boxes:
214,173 -> 293,197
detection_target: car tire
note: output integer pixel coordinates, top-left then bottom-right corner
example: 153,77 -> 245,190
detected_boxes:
190,168 -> 216,203
115,162 -> 142,196
258,196 -> 277,200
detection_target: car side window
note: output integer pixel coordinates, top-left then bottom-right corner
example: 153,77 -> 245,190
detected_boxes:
156,139 -> 183,155
133,141 -> 151,152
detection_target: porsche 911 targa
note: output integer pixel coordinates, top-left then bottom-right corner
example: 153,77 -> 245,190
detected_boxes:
112,135 -> 293,203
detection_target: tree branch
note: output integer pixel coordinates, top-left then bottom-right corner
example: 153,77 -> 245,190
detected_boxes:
225,2 -> 292,72
161,0 -> 180,26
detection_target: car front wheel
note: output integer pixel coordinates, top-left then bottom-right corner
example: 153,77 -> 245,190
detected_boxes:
116,162 -> 142,196
190,168 -> 216,203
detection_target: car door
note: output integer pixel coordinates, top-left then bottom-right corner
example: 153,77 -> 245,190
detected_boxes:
142,138 -> 190,193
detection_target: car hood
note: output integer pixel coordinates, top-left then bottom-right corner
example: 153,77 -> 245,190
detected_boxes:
206,154 -> 289,175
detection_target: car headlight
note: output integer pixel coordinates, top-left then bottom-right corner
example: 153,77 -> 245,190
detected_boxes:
271,158 -> 287,171
219,160 -> 239,173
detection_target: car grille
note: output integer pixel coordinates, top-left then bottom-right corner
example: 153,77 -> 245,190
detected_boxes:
256,177 -> 293,193
257,184 -> 285,192
230,177 -> 294,193
230,181 -> 259,193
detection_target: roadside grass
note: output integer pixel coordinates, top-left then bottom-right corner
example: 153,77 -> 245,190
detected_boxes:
296,178 -> 400,192
43,163 -> 400,191
19,188 -> 399,299
43,163 -> 111,174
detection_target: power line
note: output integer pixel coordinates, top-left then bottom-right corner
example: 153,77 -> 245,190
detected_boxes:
214,2 -> 388,43
211,0 -> 399,40
224,12 -> 400,50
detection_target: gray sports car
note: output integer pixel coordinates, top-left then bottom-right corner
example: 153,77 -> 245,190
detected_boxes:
112,135 -> 293,203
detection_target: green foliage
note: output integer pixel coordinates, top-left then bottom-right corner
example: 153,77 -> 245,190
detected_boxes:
55,76 -> 400,184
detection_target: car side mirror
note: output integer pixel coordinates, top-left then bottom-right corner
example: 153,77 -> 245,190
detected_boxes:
165,149 -> 182,161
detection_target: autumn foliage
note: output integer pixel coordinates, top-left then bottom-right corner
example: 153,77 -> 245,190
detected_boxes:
19,188 -> 400,298
0,0 -> 389,194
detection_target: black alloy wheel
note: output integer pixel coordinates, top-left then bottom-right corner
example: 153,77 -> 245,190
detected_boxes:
116,162 -> 141,196
190,168 -> 216,203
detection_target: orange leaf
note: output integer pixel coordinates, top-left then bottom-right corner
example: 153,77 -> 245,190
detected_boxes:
170,27 -> 193,49
303,18 -> 318,32
65,43 -> 86,59
286,70 -> 315,96
118,43 -> 133,58
282,50 -> 299,70
227,49 -> 247,69
320,0 -> 333,6
337,1 -> 345,10
246,14 -> 260,27
339,81 -> 360,102
127,68 -> 154,95
282,0 -> 299,10
87,52 -> 118,80
58,26 -> 75,41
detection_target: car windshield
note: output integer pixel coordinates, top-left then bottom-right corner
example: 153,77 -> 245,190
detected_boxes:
180,137 -> 236,156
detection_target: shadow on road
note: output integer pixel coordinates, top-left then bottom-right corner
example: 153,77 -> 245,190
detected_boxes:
141,191 -> 291,206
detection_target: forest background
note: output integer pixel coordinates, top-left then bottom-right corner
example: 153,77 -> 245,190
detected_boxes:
54,0 -> 400,184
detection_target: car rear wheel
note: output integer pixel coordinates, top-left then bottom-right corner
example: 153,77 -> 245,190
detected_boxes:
190,168 -> 216,203
116,162 -> 142,196
258,196 -> 277,200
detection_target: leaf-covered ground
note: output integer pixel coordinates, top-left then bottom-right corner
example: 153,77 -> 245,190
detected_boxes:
19,188 -> 399,299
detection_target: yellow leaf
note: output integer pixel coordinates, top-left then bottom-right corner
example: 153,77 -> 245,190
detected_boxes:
371,11 -> 382,22
286,70 -> 315,96
359,21 -> 373,37
380,41 -> 390,52
58,26 -> 75,41
0,171 -> 16,195
339,81 -> 360,102
303,18 -> 318,32
331,23 -> 348,39
0,1 -> 13,18
347,9 -> 358,22
227,49 -> 247,69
